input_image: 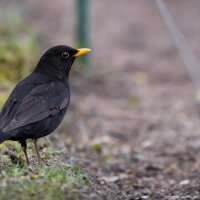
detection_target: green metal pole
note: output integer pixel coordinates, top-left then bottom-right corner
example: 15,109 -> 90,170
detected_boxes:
76,0 -> 91,68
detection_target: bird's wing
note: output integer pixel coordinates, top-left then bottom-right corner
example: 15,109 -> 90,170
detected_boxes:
0,98 -> 17,122
3,82 -> 69,132
0,73 -> 50,129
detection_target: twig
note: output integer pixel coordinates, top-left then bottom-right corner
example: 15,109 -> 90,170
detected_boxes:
156,0 -> 200,90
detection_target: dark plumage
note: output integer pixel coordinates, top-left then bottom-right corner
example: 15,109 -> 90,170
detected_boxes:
0,45 -> 91,164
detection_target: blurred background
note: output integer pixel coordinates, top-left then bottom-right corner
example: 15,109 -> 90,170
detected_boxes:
1,0 -> 200,197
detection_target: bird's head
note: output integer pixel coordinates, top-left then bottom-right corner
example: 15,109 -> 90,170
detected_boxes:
35,45 -> 91,78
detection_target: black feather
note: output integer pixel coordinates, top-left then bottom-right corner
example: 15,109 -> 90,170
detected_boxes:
0,131 -> 11,143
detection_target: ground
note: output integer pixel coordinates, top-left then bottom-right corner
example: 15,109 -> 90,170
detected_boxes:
1,72 -> 200,200
1,1 -> 200,200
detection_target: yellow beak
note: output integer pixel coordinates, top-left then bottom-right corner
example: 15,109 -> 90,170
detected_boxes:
74,48 -> 91,57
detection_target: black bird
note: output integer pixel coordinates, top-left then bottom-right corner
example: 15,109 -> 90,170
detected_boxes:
0,45 -> 91,165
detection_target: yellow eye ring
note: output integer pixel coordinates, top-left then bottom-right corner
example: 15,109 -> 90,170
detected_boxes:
62,52 -> 69,58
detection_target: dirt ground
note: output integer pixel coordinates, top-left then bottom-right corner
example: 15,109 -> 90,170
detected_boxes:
54,1 -> 200,199
2,0 -> 200,199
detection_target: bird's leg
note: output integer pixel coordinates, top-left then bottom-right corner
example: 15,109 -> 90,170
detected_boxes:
33,139 -> 42,163
20,140 -> 30,165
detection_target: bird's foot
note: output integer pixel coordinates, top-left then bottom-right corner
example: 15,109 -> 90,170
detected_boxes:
35,157 -> 50,166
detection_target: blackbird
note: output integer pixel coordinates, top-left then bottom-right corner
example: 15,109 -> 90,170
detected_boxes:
0,45 -> 91,165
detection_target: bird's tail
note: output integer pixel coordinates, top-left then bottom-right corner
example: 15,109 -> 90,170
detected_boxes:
0,131 -> 11,144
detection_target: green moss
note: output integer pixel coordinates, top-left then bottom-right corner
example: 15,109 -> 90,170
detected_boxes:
91,143 -> 102,152
0,163 -> 88,200
0,143 -> 88,200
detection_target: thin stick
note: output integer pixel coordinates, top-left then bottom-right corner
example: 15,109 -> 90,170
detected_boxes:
156,0 -> 200,90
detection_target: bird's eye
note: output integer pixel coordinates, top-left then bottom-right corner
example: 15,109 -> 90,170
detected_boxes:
62,52 -> 69,58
